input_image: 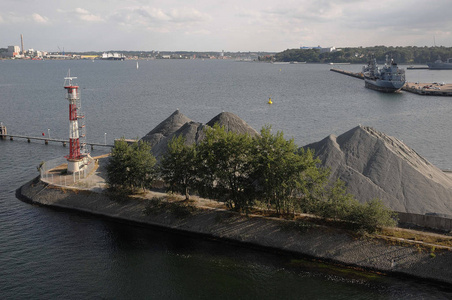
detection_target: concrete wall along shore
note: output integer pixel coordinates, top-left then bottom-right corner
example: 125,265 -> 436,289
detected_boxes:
17,177 -> 452,287
398,212 -> 452,232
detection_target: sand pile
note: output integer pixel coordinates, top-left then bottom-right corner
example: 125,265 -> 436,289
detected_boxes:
141,110 -> 258,158
305,125 -> 452,216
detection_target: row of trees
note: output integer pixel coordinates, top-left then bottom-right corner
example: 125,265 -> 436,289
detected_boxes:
106,125 -> 396,232
269,46 -> 452,64
160,125 -> 327,213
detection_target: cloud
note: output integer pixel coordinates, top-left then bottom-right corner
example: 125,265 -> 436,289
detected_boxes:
168,8 -> 211,23
74,8 -> 104,22
2,0 -> 452,52
0,11 -> 49,26
109,6 -> 211,30
56,7 -> 104,23
185,29 -> 211,36
32,13 -> 49,24
1,12 -> 27,23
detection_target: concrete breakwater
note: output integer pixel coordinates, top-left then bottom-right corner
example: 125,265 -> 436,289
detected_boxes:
17,177 -> 452,287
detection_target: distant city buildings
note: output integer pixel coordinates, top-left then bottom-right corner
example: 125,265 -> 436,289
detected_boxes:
7,45 -> 21,58
1,35 -> 271,60
4,46 -> 46,59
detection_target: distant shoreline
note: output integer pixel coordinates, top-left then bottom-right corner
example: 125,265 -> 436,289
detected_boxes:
16,176 -> 452,288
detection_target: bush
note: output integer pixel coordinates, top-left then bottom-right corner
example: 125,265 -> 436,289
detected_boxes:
347,198 -> 398,233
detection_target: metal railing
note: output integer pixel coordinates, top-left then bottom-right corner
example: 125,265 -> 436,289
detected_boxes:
39,157 -> 101,190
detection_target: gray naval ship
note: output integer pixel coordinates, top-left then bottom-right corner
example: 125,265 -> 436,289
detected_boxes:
427,56 -> 452,69
363,55 -> 406,93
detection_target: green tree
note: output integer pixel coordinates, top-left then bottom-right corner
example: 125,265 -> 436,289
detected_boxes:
106,138 -> 131,191
293,147 -> 330,214
250,126 -> 328,214
128,140 -> 157,191
106,138 -> 156,193
273,46 -> 452,64
159,135 -> 197,201
196,124 -> 254,211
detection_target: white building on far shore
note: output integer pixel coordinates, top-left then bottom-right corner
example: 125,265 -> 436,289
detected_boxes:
300,45 -> 339,53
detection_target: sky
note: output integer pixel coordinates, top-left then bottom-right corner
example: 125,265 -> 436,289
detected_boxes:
1,0 -> 452,53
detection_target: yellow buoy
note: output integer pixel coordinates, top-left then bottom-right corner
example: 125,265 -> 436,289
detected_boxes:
268,97 -> 273,105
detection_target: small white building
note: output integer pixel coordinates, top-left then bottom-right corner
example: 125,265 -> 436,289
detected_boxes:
319,46 -> 336,53
300,45 -> 338,53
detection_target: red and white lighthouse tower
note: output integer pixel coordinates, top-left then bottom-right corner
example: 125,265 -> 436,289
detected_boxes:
64,72 -> 87,173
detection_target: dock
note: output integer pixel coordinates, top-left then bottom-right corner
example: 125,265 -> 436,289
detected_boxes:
407,66 -> 429,70
330,68 -> 364,79
403,82 -> 452,96
0,133 -> 114,149
330,68 -> 452,96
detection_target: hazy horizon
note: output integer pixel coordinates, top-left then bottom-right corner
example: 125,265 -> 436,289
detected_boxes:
2,0 -> 451,53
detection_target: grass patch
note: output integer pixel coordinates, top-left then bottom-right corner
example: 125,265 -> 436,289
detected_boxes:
378,228 -> 452,249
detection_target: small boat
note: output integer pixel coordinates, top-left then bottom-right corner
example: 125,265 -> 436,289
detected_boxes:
136,61 -> 139,69
363,55 -> 405,93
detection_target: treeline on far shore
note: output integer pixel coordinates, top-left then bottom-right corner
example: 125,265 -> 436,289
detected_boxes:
106,124 -> 397,233
264,46 -> 452,64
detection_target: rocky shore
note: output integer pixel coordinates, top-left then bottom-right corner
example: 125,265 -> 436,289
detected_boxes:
17,176 -> 452,287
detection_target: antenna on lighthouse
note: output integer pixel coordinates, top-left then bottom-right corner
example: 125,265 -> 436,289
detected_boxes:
64,69 -> 77,86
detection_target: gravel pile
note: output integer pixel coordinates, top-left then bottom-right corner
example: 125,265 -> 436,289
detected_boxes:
305,125 -> 452,216
141,110 -> 258,158
141,109 -> 192,148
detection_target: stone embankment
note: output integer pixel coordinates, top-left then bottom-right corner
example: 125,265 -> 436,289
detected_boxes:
17,176 -> 452,287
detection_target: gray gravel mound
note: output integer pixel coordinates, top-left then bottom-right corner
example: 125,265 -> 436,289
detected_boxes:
305,125 -> 452,216
142,111 -> 259,159
141,109 -> 192,147
206,112 -> 259,136
151,121 -> 205,158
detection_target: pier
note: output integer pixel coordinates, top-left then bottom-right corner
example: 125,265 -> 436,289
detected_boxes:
0,132 -> 114,149
407,66 -> 429,70
402,82 -> 452,96
330,68 -> 452,96
330,68 -> 364,79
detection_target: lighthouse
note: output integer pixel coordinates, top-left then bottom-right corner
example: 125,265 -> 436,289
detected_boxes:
64,72 -> 89,173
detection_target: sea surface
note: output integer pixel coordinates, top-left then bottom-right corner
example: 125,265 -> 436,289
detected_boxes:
1,59 -> 452,299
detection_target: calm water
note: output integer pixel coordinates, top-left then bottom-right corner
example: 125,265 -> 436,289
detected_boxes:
1,59 -> 452,299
